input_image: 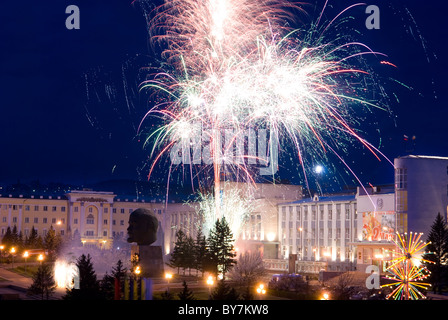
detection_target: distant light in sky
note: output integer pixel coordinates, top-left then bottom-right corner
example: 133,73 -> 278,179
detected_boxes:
314,165 -> 324,174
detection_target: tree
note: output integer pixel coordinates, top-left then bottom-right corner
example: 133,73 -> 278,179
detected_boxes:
26,226 -> 39,248
63,254 -> 104,300
207,217 -> 237,278
183,236 -> 196,275
44,225 -> 61,259
177,280 -> 196,300
229,251 -> 266,286
27,263 -> 56,300
101,259 -> 128,300
194,227 -> 208,277
210,279 -> 239,300
424,212 -> 448,293
168,229 -> 187,274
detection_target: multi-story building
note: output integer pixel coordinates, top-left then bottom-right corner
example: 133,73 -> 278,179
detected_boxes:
0,182 -> 302,258
278,193 -> 357,272
0,190 -> 167,250
354,185 -> 396,273
394,155 -> 448,235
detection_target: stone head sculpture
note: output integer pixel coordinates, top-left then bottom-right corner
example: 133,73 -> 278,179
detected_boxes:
127,208 -> 159,246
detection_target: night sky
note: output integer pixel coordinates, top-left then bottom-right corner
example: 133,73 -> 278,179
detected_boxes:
1,0 -> 447,192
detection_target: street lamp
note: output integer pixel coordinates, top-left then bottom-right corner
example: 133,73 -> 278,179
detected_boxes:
256,283 -> 266,299
321,292 -> 330,300
23,251 -> 29,273
0,245 -> 4,264
38,254 -> 44,265
206,275 -> 214,299
10,247 -> 16,268
165,272 -> 173,292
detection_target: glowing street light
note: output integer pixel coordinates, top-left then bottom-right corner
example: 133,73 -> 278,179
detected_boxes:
38,254 -> 44,265
206,276 -> 214,299
10,247 -> 16,268
23,251 -> 29,273
256,283 -> 266,299
0,245 -> 4,264
165,272 -> 173,292
321,292 -> 330,300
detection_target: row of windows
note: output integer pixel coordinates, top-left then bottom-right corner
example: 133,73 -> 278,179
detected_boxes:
2,217 -> 66,224
1,216 -> 127,227
0,205 -> 165,215
281,206 -> 355,221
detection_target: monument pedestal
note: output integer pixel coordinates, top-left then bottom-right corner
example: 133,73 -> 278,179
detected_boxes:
132,244 -> 164,278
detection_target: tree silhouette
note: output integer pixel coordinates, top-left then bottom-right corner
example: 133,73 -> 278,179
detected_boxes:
27,263 -> 56,300
424,212 -> 448,293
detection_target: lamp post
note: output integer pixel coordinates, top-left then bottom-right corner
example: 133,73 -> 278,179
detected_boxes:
0,245 -> 4,264
206,276 -> 214,299
165,272 -> 173,292
23,251 -> 29,273
38,254 -> 44,265
256,283 -> 266,299
10,247 -> 16,268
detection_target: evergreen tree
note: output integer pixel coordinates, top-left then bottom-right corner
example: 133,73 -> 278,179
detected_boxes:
177,280 -> 196,300
184,235 -> 196,275
210,279 -> 239,300
194,227 -> 208,277
27,263 -> 56,300
64,254 -> 104,300
207,217 -> 237,278
26,226 -> 38,248
11,225 -> 19,246
2,226 -> 13,247
424,212 -> 448,293
44,225 -> 60,259
168,229 -> 187,274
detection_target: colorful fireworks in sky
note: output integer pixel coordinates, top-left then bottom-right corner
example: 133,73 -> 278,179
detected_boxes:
136,0 -> 394,233
382,232 -> 434,300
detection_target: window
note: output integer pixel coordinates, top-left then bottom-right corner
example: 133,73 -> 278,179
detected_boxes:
88,207 -> 93,213
25,217 -> 29,223
120,209 -> 125,214
395,168 -> 407,189
34,205 -> 39,211
103,231 -> 107,237
43,218 -> 47,224
34,217 -> 38,223
103,219 -> 108,225
74,207 -> 79,213
61,206 -> 66,212
43,206 -> 48,211
86,231 -> 94,236
104,208 -> 108,213
86,214 -> 94,225
113,208 -> 117,214
25,205 -> 30,211
74,218 -> 78,224
52,206 -> 57,212
12,217 -> 17,223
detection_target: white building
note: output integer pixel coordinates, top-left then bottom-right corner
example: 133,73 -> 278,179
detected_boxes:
278,193 -> 357,272
394,155 -> 448,235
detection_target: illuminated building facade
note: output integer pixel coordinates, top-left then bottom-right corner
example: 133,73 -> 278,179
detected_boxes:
0,190 -> 167,250
394,155 -> 448,235
278,193 -> 357,272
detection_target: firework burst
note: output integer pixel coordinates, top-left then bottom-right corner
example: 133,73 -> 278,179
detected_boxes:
382,232 -> 434,300
136,0 -> 394,233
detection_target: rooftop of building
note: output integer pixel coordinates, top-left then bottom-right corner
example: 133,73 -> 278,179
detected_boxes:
397,154 -> 448,161
281,193 -> 356,205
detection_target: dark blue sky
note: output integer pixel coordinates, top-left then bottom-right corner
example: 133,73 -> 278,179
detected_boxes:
0,0 -> 447,191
